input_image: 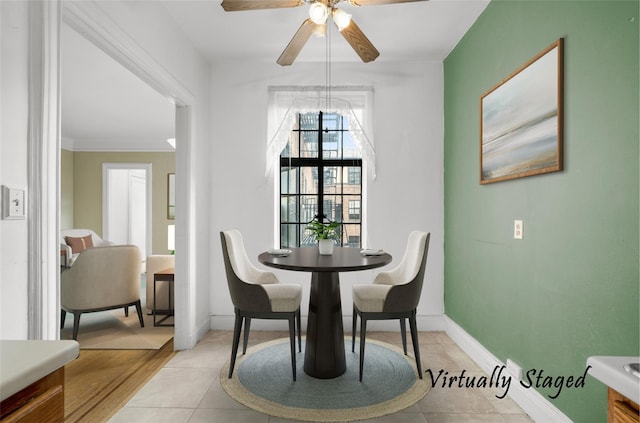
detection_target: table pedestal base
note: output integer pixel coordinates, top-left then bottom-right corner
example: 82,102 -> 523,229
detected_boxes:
304,272 -> 346,379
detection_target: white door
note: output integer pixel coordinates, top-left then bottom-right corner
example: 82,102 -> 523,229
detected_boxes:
128,171 -> 147,257
103,164 -> 152,259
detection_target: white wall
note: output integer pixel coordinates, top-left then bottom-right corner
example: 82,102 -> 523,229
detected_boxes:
208,60 -> 445,329
0,1 -> 30,338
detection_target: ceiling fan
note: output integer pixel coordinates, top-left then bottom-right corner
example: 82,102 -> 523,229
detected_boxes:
220,0 -> 427,66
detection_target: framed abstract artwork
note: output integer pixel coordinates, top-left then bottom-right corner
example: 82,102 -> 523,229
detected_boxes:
480,38 -> 564,184
168,173 -> 175,219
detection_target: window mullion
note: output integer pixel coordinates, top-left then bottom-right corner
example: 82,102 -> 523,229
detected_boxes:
318,111 -> 324,222
296,114 -> 302,246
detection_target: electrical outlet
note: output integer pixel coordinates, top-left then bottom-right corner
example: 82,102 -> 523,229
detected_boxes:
514,220 -> 523,240
506,359 -> 522,380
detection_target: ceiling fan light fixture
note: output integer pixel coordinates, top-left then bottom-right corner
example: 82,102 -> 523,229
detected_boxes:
309,2 -> 329,24
332,8 -> 352,31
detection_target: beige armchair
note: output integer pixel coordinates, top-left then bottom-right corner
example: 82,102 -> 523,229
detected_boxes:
61,245 -> 144,340
61,229 -> 114,267
145,255 -> 175,315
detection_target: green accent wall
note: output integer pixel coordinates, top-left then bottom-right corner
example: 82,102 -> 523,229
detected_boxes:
444,1 -> 638,421
63,150 -> 175,255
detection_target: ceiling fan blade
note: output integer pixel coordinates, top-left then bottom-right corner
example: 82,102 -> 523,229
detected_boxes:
339,19 -> 380,63
221,0 -> 304,12
345,0 -> 427,5
277,19 -> 318,66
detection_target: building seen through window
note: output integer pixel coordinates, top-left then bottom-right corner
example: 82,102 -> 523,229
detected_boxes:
280,111 -> 363,248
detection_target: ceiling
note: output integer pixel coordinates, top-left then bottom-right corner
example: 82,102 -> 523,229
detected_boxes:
163,0 -> 490,64
61,23 -> 176,152
61,0 -> 489,151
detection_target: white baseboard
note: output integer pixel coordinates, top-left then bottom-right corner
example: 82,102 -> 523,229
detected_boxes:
195,316 -> 211,344
175,315 -> 212,350
443,316 -> 572,423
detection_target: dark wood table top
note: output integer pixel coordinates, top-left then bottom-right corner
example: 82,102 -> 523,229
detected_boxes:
258,246 -> 392,273
154,267 -> 175,281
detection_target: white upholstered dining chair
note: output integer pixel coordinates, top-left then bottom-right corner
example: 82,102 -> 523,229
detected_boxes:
220,230 -> 302,380
352,231 -> 431,381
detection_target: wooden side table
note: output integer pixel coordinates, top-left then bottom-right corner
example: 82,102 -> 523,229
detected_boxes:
153,267 -> 174,327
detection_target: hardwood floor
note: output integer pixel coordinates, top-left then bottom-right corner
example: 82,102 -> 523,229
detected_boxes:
64,339 -> 176,423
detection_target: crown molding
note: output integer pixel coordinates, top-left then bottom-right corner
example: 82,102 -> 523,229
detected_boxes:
61,137 -> 176,153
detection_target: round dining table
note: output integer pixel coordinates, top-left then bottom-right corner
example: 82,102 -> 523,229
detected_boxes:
258,246 -> 392,379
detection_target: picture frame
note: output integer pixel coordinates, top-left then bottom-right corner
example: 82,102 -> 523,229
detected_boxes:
168,173 -> 175,219
480,38 -> 564,184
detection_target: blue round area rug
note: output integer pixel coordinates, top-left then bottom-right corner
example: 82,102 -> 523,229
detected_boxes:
220,337 -> 430,422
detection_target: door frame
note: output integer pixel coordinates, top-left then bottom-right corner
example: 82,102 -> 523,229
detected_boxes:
27,1 -> 61,339
102,163 -> 152,258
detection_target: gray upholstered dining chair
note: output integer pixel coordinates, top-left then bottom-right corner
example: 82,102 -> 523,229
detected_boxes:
220,230 -> 302,380
351,231 -> 430,381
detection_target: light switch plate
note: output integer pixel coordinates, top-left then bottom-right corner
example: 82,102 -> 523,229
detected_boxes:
2,186 -> 26,220
514,219 -> 523,240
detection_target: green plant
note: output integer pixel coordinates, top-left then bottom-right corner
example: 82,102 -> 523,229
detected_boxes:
306,217 -> 341,241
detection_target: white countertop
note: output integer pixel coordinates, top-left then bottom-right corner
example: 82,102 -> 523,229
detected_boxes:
0,340 -> 79,401
587,355 -> 640,403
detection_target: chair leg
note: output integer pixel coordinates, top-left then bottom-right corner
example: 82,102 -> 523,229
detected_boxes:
352,305 -> 357,353
242,317 -> 252,354
399,318 -> 408,355
296,308 -> 302,353
359,316 -> 367,382
124,306 -> 129,317
288,314 -> 297,381
72,313 -> 81,341
409,311 -> 423,379
135,300 -> 145,328
229,312 -> 243,378
60,310 -> 66,330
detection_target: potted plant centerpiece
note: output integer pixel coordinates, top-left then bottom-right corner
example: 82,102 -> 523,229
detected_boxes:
306,216 -> 341,255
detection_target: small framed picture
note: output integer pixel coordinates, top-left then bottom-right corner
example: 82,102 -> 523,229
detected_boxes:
168,173 -> 175,219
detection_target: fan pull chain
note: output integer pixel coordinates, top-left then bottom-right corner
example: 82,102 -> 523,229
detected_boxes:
325,19 -> 331,113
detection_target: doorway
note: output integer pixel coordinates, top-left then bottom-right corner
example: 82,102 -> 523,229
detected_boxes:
102,163 -> 152,259
28,1 -> 196,347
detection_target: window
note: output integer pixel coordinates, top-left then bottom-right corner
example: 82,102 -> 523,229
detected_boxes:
348,199 -> 360,220
280,112 -> 362,248
348,167 -> 361,185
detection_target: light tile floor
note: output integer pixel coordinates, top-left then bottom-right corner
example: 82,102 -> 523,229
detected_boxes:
109,330 -> 534,423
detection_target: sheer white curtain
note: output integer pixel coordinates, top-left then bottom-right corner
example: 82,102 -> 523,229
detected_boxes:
266,86 -> 376,179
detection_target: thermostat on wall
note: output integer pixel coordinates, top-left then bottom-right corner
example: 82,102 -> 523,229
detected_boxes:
2,186 -> 26,220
